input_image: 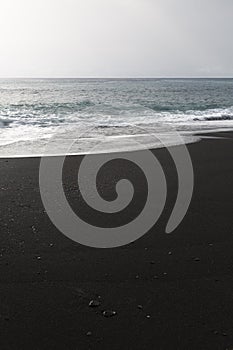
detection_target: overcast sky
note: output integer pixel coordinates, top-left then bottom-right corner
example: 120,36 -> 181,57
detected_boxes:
0,0 -> 232,78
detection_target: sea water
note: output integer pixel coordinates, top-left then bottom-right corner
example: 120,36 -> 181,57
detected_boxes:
0,78 -> 233,157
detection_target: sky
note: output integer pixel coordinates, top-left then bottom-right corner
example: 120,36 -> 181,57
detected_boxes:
0,0 -> 233,78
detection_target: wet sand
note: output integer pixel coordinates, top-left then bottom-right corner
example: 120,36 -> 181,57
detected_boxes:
0,132 -> 233,350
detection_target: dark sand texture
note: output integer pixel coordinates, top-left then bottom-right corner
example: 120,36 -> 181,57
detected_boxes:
0,132 -> 233,350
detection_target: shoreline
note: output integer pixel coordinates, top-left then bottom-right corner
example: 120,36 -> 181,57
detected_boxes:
0,131 -> 233,349
1,128 -> 233,160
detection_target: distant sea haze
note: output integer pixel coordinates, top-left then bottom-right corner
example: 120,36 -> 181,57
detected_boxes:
0,78 -> 233,157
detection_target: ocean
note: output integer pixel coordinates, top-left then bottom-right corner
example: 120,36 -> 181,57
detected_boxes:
0,78 -> 233,157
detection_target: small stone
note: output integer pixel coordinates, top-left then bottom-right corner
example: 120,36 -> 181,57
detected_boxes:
49,243 -> 54,247
194,257 -> 200,262
222,332 -> 227,337
135,275 -> 139,279
86,331 -> 92,336
102,310 -> 117,318
153,275 -> 159,279
36,256 -> 41,260
168,251 -> 172,255
89,300 -> 100,308
137,305 -> 143,309
146,315 -> 151,319
163,272 -> 167,275
31,225 -> 36,233
144,247 -> 148,251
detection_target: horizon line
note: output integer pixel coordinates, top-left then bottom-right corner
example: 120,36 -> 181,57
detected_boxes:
0,76 -> 233,80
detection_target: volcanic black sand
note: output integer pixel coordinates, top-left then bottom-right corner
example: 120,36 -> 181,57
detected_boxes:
0,132 -> 233,350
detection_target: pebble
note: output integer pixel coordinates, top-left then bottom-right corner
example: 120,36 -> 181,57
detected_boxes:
86,331 -> 92,336
102,310 -> 117,318
31,225 -> 36,233
137,305 -> 143,309
89,300 -> 100,308
146,315 -> 151,319
194,258 -> 200,262
135,275 -> 139,279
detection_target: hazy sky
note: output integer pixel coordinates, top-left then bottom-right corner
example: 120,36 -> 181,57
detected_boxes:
0,0 -> 233,77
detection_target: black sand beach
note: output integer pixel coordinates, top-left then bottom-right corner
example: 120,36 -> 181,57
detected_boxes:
0,132 -> 233,350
